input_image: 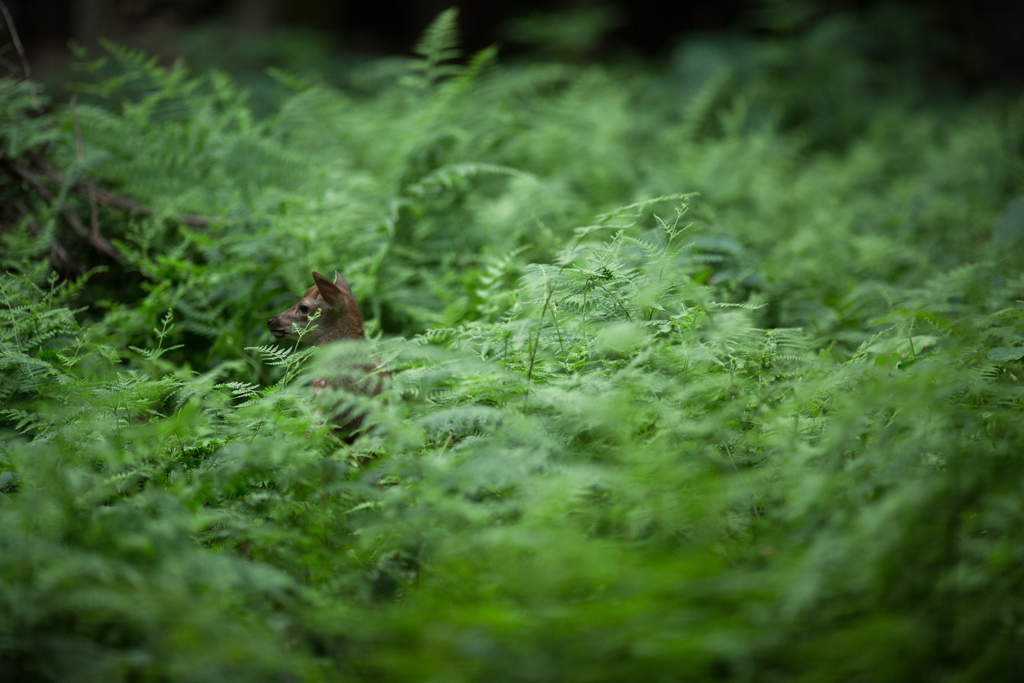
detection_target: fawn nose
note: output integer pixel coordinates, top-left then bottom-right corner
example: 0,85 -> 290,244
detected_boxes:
267,316 -> 276,328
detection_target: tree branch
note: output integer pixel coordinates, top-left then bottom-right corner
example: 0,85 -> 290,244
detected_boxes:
0,0 -> 41,113
2,156 -> 123,263
36,166 -> 210,227
70,94 -> 102,246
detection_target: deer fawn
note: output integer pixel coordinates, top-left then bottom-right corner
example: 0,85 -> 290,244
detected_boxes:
268,271 -> 386,436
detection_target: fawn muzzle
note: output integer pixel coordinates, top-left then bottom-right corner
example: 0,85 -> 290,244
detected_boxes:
267,315 -> 287,338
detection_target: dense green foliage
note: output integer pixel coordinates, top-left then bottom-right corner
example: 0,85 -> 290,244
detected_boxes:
2,7 -> 1024,681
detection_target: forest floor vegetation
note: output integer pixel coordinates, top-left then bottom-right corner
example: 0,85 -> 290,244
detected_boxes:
2,7 -> 1023,682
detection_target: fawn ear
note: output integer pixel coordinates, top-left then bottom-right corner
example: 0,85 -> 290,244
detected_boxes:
333,271 -> 353,296
312,271 -> 347,309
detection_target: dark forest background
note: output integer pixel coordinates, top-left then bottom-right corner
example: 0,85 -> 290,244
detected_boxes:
9,0 -> 1024,87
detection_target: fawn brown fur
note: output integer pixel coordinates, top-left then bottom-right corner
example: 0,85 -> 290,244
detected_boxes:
268,271 -> 385,435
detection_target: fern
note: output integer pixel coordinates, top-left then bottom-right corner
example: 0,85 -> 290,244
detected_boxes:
406,7 -> 463,89
0,6 -> 1023,682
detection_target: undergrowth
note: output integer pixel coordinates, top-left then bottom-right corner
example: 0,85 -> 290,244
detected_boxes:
2,6 -> 1024,682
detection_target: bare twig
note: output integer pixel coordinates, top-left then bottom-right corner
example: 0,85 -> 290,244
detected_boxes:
37,166 -> 209,226
523,284 -> 553,412
2,135 -> 214,267
92,186 -> 210,226
0,0 -> 41,113
70,94 -> 102,246
594,280 -> 632,321
8,197 -> 65,265
2,156 -> 123,262
3,156 -> 52,197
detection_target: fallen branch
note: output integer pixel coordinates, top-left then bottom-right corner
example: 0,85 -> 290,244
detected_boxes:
93,185 -> 210,227
36,165 -> 210,227
0,0 -> 41,113
2,156 -> 124,263
9,196 -> 69,268
70,94 -> 102,247
3,149 -> 214,266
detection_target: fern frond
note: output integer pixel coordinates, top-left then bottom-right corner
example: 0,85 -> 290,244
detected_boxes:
407,8 -> 462,88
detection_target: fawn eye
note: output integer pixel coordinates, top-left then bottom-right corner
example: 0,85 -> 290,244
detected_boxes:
299,305 -> 309,314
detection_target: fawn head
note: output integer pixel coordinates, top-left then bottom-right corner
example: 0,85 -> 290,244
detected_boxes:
268,271 -> 365,345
